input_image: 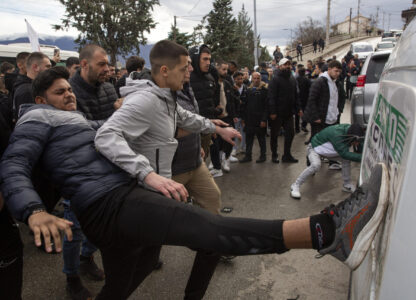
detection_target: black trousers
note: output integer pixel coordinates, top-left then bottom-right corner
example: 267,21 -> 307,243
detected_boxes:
270,116 -> 295,157
245,128 -> 266,158
78,185 -> 287,300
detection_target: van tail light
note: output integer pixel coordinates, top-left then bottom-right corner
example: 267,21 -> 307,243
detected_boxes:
356,75 -> 366,87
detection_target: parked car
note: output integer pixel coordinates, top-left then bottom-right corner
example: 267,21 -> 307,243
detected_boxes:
350,17 -> 416,300
350,50 -> 392,127
381,37 -> 397,44
350,42 -> 374,61
375,41 -> 395,51
381,31 -> 394,38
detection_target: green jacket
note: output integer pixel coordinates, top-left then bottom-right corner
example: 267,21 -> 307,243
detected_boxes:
311,124 -> 362,162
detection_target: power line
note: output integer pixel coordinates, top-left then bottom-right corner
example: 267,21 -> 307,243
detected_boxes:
187,0 -> 203,15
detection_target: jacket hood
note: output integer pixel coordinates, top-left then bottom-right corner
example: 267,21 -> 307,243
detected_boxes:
129,68 -> 152,81
120,78 -> 173,101
248,81 -> 267,89
17,103 -> 84,120
190,44 -> 211,76
13,74 -> 32,90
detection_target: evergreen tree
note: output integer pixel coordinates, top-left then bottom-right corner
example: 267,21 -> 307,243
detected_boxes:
190,18 -> 206,47
204,0 -> 239,62
167,25 -> 193,49
235,5 -> 255,69
259,45 -> 272,63
53,0 -> 159,64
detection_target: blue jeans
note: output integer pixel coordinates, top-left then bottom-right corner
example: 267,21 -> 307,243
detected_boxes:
62,200 -> 97,275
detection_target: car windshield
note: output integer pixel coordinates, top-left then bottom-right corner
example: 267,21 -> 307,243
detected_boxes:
378,43 -> 394,49
366,54 -> 390,84
354,45 -> 373,52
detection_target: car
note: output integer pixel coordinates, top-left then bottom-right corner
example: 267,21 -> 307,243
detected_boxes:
381,37 -> 397,44
349,42 -> 374,61
350,50 -> 391,127
381,31 -> 394,38
375,41 -> 395,52
350,17 -> 416,299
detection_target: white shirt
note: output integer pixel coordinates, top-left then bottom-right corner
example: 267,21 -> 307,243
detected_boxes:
321,71 -> 339,124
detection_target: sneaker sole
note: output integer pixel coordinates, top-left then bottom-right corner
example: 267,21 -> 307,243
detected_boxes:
345,163 -> 389,270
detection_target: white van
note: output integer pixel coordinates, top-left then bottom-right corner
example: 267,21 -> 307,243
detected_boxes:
349,17 -> 416,300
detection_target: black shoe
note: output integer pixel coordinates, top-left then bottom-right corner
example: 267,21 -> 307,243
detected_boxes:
256,156 -> 266,163
282,155 -> 299,163
301,126 -> 309,133
79,255 -> 105,281
272,155 -> 279,163
295,128 -> 300,134
66,275 -> 92,300
239,156 -> 252,163
220,255 -> 236,263
154,260 -> 163,270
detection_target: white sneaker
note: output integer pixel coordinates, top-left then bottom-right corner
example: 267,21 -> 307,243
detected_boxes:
231,149 -> 237,156
229,155 -> 238,163
329,163 -> 342,170
210,168 -> 223,178
290,184 -> 301,199
220,151 -> 225,161
343,183 -> 356,193
222,158 -> 231,173
208,162 -> 214,170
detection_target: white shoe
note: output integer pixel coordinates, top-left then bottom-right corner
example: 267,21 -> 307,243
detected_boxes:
231,149 -> 237,156
229,155 -> 238,163
290,184 -> 301,199
210,168 -> 223,178
329,163 -> 342,170
343,183 -> 356,193
208,162 -> 214,170
222,158 -> 231,173
220,151 -> 225,161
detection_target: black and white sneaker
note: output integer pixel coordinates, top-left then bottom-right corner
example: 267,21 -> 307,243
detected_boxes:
318,163 -> 389,270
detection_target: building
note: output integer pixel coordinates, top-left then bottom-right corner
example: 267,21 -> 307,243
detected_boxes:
402,0 -> 416,29
332,14 -> 373,35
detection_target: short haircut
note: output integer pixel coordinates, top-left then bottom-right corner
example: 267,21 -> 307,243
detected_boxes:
0,62 -> 14,74
150,40 -> 189,75
200,45 -> 211,55
233,71 -> 243,78
298,67 -> 306,76
328,60 -> 342,70
16,52 -> 30,64
26,52 -> 50,69
317,62 -> 325,70
79,44 -> 106,62
66,57 -> 80,68
126,56 -> 145,74
215,59 -> 227,67
229,60 -> 238,68
32,66 -> 69,99
297,64 -> 304,68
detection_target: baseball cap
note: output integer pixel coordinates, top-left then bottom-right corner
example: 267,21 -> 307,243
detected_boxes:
279,58 -> 290,66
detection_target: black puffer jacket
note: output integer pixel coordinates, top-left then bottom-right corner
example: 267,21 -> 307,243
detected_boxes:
190,45 -> 221,119
12,74 -> 33,120
172,83 -> 202,176
268,70 -> 300,118
242,82 -> 268,133
70,70 -> 117,120
0,104 -> 130,222
303,76 -> 346,123
296,75 -> 311,110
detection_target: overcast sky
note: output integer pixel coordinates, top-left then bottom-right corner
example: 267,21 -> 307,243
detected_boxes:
0,0 -> 411,53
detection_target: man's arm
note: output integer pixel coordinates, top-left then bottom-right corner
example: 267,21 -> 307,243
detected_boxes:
330,136 -> 362,162
268,77 -> 278,119
304,79 -> 323,123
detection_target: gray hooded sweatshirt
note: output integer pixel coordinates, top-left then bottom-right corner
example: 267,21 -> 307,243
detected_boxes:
95,78 -> 216,183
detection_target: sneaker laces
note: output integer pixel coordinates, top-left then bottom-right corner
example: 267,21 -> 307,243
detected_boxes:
322,187 -> 365,218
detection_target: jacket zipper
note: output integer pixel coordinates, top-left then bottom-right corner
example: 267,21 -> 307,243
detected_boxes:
156,148 -> 160,174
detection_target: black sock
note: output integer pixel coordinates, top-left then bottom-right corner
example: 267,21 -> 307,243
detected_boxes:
309,213 -> 335,250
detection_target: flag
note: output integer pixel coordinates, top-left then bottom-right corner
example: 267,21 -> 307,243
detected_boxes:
25,19 -> 40,52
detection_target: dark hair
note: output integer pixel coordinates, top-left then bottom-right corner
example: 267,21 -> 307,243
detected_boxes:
126,56 -> 145,74
317,62 -> 325,70
16,52 -> 30,64
79,44 -> 106,62
233,71 -> 243,79
298,67 -> 306,76
260,62 -> 267,68
347,123 -> 365,144
149,40 -> 189,75
26,52 -> 49,69
297,64 -> 304,68
65,56 -> 80,68
229,60 -> 238,68
200,45 -> 211,55
328,60 -> 342,70
32,66 -> 69,98
215,59 -> 227,67
0,62 -> 14,74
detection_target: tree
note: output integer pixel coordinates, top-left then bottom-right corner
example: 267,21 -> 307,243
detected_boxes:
203,0 -> 239,61
53,0 -> 159,64
258,45 -> 272,63
235,5 -> 255,69
167,25 -> 192,49
292,17 -> 325,48
190,18 -> 206,47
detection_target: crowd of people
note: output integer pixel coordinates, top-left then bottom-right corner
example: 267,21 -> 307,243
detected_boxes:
0,40 -> 388,300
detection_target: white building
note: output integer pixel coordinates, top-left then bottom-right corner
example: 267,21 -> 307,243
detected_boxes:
333,14 -> 372,35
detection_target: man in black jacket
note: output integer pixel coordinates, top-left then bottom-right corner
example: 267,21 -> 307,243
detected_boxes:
115,55 -> 151,97
268,58 -> 302,163
13,52 -> 51,121
70,44 -> 120,122
240,72 -> 268,163
296,67 -> 311,132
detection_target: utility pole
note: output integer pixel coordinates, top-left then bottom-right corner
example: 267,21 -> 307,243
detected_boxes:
357,0 -> 361,36
326,0 -> 331,46
173,15 -> 177,42
382,11 -> 385,32
349,8 -> 352,35
253,0 -> 259,66
388,13 -> 391,31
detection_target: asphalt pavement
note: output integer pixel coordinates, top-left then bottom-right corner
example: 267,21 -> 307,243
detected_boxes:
19,101 -> 359,300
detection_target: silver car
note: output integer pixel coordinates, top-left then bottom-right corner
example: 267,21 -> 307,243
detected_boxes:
350,50 -> 391,127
